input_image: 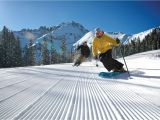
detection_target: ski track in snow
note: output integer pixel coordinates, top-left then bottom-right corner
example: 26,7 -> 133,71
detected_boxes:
0,63 -> 160,120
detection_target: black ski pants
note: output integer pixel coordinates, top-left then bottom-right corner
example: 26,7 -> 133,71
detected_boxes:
99,49 -> 124,71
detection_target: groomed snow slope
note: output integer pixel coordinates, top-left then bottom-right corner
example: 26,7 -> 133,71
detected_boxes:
0,50 -> 160,120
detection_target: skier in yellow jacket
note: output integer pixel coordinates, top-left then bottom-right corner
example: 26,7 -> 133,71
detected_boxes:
92,28 -> 126,72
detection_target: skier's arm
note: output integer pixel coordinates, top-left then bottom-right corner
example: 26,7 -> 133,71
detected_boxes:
76,45 -> 81,50
104,34 -> 119,46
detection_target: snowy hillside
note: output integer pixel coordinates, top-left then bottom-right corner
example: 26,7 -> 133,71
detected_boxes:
125,27 -> 156,44
122,26 -> 160,44
0,50 -> 160,120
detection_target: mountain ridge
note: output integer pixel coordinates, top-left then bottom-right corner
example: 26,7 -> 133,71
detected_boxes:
11,21 -> 160,52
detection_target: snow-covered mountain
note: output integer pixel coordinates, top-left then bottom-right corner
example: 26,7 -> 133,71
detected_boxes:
13,21 -> 88,52
125,27 -> 160,44
34,21 -> 88,52
74,26 -> 160,47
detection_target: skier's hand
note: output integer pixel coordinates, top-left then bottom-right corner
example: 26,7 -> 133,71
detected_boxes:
116,38 -> 120,44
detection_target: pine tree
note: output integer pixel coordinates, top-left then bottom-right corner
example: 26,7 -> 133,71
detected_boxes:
123,44 -> 129,56
27,39 -> 35,66
0,26 -> 23,68
141,40 -> 146,52
131,40 -> 136,54
1,26 -> 12,67
41,39 -> 50,65
136,37 -> 141,53
157,28 -> 160,49
0,46 -> 2,67
22,45 -> 29,66
13,37 -> 22,67
147,35 -> 152,51
50,40 -> 58,64
0,30 -> 2,67
144,35 -> 149,51
60,37 -> 66,63
152,29 -> 158,50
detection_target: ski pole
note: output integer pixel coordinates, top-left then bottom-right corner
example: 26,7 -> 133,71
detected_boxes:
119,43 -> 131,78
96,59 -> 99,67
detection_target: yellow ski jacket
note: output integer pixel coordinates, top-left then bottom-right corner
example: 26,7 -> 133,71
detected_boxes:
92,34 -> 118,57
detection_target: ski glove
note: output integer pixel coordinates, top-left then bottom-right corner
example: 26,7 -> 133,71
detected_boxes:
116,38 -> 120,44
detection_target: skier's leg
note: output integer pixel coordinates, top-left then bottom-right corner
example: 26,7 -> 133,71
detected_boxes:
99,49 -> 125,72
99,52 -> 113,71
74,55 -> 84,66
106,49 -> 126,71
111,58 -> 123,69
100,58 -> 113,71
77,55 -> 85,66
73,53 -> 81,66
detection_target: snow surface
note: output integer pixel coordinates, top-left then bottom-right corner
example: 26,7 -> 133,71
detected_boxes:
0,50 -> 160,120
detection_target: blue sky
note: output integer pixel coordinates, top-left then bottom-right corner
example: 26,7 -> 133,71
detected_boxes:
0,1 -> 160,34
